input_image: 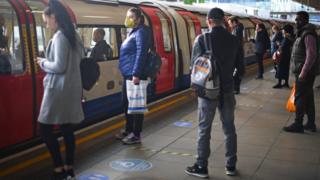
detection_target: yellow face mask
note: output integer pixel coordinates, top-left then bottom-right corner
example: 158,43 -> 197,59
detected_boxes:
124,17 -> 136,28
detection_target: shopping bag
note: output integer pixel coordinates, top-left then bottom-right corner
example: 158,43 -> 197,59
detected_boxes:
286,84 -> 296,112
126,80 -> 148,114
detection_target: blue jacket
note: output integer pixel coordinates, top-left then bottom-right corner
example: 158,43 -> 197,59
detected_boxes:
119,25 -> 151,79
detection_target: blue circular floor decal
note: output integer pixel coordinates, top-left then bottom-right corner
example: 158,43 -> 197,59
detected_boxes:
78,173 -> 109,180
174,121 -> 193,128
110,159 -> 152,172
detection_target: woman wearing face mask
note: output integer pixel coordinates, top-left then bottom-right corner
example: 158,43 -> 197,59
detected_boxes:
36,0 -> 84,179
117,7 -> 151,145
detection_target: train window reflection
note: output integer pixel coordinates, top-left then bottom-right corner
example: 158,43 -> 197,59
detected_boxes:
0,6 -> 24,75
34,11 -> 52,58
78,27 -> 118,61
156,12 -> 172,52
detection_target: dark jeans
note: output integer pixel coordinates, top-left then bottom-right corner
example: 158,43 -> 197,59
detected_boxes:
256,53 -> 264,77
122,79 -> 144,137
39,123 -> 75,167
294,75 -> 316,125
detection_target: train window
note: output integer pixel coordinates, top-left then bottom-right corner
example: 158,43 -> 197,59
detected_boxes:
120,27 -> 130,43
156,12 -> 172,52
78,27 -> 118,61
33,11 -> 53,58
0,5 -> 24,75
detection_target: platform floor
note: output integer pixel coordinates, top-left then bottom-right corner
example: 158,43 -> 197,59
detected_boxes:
3,68 -> 320,180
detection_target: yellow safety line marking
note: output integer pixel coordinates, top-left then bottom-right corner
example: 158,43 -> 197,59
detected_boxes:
0,95 -> 188,177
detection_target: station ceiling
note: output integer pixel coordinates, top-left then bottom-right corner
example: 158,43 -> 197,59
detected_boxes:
293,0 -> 320,10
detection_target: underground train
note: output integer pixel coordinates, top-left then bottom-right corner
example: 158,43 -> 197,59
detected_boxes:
0,0 -> 316,156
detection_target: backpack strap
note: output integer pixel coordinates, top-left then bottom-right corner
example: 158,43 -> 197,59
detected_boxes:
203,33 -> 212,54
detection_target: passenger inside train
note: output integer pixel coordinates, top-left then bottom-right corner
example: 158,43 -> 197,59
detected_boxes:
90,28 -> 113,61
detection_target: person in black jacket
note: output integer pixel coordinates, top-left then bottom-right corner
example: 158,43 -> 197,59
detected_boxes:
228,16 -> 245,94
255,23 -> 270,79
273,24 -> 294,88
185,8 -> 244,178
90,28 -> 113,61
271,25 -> 283,72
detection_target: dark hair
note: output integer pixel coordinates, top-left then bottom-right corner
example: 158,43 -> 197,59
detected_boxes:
207,7 -> 224,20
95,28 -> 105,37
257,23 -> 266,30
128,7 -> 145,25
228,16 -> 239,23
296,11 -> 309,22
44,0 -> 76,48
282,24 -> 294,35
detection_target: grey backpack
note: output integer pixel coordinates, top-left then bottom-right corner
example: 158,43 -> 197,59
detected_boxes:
191,33 -> 220,99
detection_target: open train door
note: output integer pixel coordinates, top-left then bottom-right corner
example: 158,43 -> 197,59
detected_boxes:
176,10 -> 201,53
140,6 -> 175,94
0,0 -> 36,152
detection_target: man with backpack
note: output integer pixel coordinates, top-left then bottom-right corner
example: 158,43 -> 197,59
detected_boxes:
185,8 -> 244,178
283,11 -> 318,133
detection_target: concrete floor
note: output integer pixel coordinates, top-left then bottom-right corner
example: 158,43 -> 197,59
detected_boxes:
2,68 -> 320,180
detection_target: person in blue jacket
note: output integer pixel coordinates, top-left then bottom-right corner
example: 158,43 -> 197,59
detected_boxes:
117,7 -> 151,145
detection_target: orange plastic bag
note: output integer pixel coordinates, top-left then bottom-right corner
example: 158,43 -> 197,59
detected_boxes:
286,84 -> 296,112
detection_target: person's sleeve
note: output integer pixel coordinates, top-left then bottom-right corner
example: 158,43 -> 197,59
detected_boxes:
300,35 -> 317,78
132,28 -> 149,77
40,35 -> 68,74
190,35 -> 205,70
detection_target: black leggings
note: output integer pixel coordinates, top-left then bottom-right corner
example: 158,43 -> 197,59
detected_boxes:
122,79 -> 144,136
39,123 -> 75,167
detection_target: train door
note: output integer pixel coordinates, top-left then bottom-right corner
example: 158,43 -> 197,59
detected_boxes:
140,6 -> 175,94
0,0 -> 35,150
176,10 -> 201,53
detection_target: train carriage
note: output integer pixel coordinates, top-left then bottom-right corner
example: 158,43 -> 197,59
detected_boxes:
2,0 -> 315,157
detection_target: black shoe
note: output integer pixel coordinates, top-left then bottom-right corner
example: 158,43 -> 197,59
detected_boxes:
282,83 -> 290,88
51,171 -> 67,180
185,164 -> 209,178
273,84 -> 282,89
303,123 -> 317,132
283,123 -> 304,133
225,166 -> 237,176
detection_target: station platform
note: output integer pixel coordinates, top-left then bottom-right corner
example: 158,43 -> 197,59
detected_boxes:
1,67 -> 320,180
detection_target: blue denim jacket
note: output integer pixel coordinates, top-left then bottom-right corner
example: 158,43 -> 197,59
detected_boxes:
119,25 -> 151,78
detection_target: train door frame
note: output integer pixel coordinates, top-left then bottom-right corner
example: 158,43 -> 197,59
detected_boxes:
0,0 -> 36,154
140,5 -> 175,95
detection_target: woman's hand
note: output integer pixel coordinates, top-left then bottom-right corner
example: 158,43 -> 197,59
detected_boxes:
35,57 -> 43,66
133,76 -> 140,85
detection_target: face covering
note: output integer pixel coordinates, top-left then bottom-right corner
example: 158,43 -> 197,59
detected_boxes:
124,17 -> 136,28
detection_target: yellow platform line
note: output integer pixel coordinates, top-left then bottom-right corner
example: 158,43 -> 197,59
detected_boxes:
0,95 -> 187,177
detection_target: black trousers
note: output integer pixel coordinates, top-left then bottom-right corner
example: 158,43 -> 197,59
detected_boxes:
122,79 -> 144,136
39,123 -> 75,167
233,74 -> 241,92
294,75 -> 316,125
255,53 -> 264,77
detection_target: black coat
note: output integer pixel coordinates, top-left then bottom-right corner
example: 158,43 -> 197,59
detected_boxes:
191,26 -> 245,93
255,30 -> 270,54
90,40 -> 113,61
276,36 -> 294,80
